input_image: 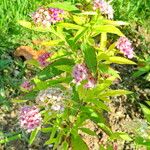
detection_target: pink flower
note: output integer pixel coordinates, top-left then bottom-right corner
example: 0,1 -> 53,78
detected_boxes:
38,52 -> 52,67
32,7 -> 64,26
93,0 -> 114,19
116,37 -> 134,59
84,77 -> 96,88
48,8 -> 64,24
72,64 -> 88,84
21,81 -> 33,91
72,64 -> 96,88
19,106 -> 42,132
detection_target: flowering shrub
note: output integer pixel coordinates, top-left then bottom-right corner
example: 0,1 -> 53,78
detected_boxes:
15,0 -> 137,149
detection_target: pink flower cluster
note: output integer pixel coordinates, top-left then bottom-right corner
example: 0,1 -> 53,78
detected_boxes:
38,52 -> 52,67
93,0 -> 114,19
21,81 -> 33,91
32,7 -> 64,26
116,37 -> 134,59
72,64 -> 96,88
19,106 -> 42,132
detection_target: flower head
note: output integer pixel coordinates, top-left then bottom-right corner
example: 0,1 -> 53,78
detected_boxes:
21,81 -> 33,91
48,8 -> 65,24
36,88 -> 67,112
72,64 -> 96,88
116,37 -> 134,59
93,0 -> 114,19
32,7 -> 64,26
72,64 -> 88,84
38,52 -> 52,67
19,106 -> 42,132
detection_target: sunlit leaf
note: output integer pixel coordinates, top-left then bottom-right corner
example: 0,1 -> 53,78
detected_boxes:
92,25 -> 124,36
71,134 -> 88,150
108,56 -> 136,65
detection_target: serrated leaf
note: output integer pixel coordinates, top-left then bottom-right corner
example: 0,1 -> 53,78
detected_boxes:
92,25 -> 124,37
109,56 -> 136,65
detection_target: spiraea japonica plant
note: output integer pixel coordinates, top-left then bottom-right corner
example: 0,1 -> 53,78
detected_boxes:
15,0 -> 137,149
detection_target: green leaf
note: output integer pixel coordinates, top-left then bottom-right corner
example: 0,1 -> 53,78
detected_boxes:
55,65 -> 73,72
99,64 -> 120,79
102,20 -> 129,26
135,136 -> 150,146
18,20 -> 51,32
73,27 -> 89,43
71,134 -> 88,150
110,132 -> 132,141
47,2 -> 79,12
85,99 -> 110,111
18,20 -> 66,41
81,43 -> 97,74
73,15 -> 87,25
108,56 -> 136,65
45,126 -> 57,145
92,25 -> 124,37
99,90 -> 132,97
100,33 -> 107,50
25,59 -> 39,67
98,123 -> 112,135
11,99 -> 28,103
0,133 -> 22,144
35,77 -> 72,90
38,58 -> 74,80
41,39 -> 63,46
38,66 -> 63,81
29,128 -> 40,145
58,23 -> 83,30
140,104 -> 150,123
132,66 -> 150,78
41,127 -> 52,133
79,128 -> 97,136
